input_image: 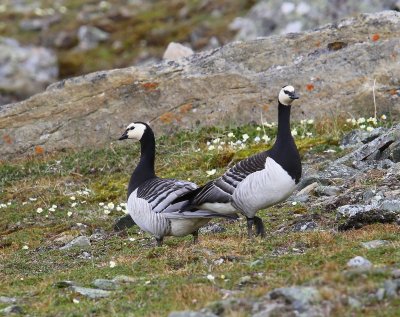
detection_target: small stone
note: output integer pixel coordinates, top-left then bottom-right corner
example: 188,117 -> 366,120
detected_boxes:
200,223 -> 226,234
361,240 -> 389,249
168,311 -> 217,317
296,182 -> 319,196
59,236 -> 91,250
383,279 -> 400,298
238,275 -> 251,285
252,303 -> 290,317
376,288 -> 385,301
392,269 -> 400,279
163,42 -> 194,61
112,275 -> 137,284
93,279 -> 118,290
0,305 -> 23,315
269,286 -> 321,312
347,256 -> 372,269
0,297 -> 17,304
314,185 -> 341,197
348,296 -> 362,308
77,25 -> 109,50
70,286 -> 111,299
380,200 -> 400,212
54,280 -> 77,288
292,220 -> 317,232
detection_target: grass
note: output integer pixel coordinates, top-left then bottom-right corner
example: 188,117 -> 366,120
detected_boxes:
0,119 -> 399,316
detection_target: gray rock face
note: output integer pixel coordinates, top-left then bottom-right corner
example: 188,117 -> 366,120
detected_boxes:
268,286 -> 321,312
1,11 -> 400,158
0,305 -> 23,315
361,240 -> 390,249
0,297 -> 17,304
70,286 -> 111,299
59,236 -> 91,250
92,279 -> 118,290
230,0 -> 399,40
168,312 -> 218,317
77,26 -> 109,51
347,256 -> 373,269
0,37 -> 58,101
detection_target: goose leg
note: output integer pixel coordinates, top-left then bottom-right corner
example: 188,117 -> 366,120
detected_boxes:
246,217 -> 254,239
254,216 -> 266,238
192,230 -> 199,244
156,237 -> 163,247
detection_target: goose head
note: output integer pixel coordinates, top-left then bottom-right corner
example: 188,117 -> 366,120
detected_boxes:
118,122 -> 149,141
278,85 -> 299,106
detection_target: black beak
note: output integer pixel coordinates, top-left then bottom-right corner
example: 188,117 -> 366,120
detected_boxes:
118,131 -> 128,140
290,92 -> 299,100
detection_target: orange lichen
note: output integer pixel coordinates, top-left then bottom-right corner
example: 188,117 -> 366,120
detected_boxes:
159,112 -> 175,124
141,82 -> 159,91
35,145 -> 44,155
262,104 -> 270,112
2,134 -> 12,144
371,34 -> 380,42
390,89 -> 398,95
179,103 -> 192,114
306,84 -> 314,91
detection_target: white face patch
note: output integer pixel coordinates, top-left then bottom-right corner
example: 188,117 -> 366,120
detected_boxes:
126,122 -> 147,140
278,85 -> 296,106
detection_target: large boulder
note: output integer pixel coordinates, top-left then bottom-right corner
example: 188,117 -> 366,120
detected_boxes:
0,11 -> 400,158
0,37 -> 58,101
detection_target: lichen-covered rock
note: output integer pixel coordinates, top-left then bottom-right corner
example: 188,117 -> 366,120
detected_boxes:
1,11 -> 400,158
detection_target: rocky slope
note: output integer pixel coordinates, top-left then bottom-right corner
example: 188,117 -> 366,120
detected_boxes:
0,11 -> 399,159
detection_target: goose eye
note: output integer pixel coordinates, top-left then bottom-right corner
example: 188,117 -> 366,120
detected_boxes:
130,127 -> 135,130
284,90 -> 290,94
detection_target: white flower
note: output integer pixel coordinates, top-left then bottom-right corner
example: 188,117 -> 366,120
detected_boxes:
107,202 -> 115,210
22,202 -> 27,206
236,140 -> 242,145
206,274 -> 215,281
104,209 -> 111,215
291,129 -> 298,136
116,206 -> 122,212
70,196 -> 76,201
212,138 -> 221,144
366,126 -> 374,132
36,207 -> 43,214
292,202 -> 297,206
300,119 -> 306,125
71,202 -> 77,207
351,118 -> 356,125
324,149 -> 336,153
145,280 -> 151,285
307,119 -> 314,124
52,205 -> 57,209
381,114 -> 387,120
99,202 -> 105,206
242,134 -> 249,142
357,117 -> 366,124
72,298 -> 80,304
7,202 -> 11,206
128,238 -> 136,242
256,127 -> 261,131
262,135 -> 271,143
306,132 -> 313,137
206,141 -> 211,146
217,145 -> 223,150
346,118 -> 352,123
109,261 -> 116,268
220,141 -> 225,145
49,208 -> 56,212
29,198 -> 37,201
22,245 -> 29,250
206,169 -> 217,177
120,202 -> 127,207
254,136 -> 261,143
360,124 -> 366,129
208,145 -> 215,151
67,211 -> 73,217
227,132 -> 235,138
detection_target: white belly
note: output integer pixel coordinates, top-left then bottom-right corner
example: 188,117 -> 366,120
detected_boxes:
233,157 -> 296,217
199,202 -> 236,214
170,218 -> 210,236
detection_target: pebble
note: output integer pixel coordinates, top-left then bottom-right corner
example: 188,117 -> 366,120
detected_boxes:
70,286 -> 111,299
0,305 -> 23,315
168,311 -> 218,317
360,240 -> 389,249
112,275 -> 137,284
347,256 -> 372,269
0,296 -> 16,304
92,279 -> 118,290
59,236 -> 91,250
269,286 -> 321,312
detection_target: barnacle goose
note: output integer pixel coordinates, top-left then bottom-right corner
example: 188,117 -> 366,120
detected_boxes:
118,122 -> 235,246
174,86 -> 302,238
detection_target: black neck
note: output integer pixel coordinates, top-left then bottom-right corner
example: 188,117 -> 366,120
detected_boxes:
127,130 -> 156,197
269,102 -> 302,183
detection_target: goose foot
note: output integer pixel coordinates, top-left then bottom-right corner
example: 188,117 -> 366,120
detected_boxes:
156,237 -> 163,247
192,230 -> 199,244
254,216 -> 266,238
246,217 -> 254,239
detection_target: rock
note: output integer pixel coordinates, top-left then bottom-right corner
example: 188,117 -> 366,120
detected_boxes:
292,220 -> 318,232
19,15 -> 60,31
238,275 -> 251,285
0,37 -> 57,101
70,286 -> 111,299
168,312 -> 218,317
269,286 -> 321,312
392,269 -> 400,279
296,182 -> 319,196
319,163 -> 358,179
199,223 -> 226,234
53,31 -> 78,49
163,42 -> 194,61
361,240 -> 390,249
206,298 -> 252,316
252,303 -> 292,317
290,194 -> 309,203
112,275 -> 137,284
77,26 -> 109,51
1,12 -> 400,157
380,199 -> 400,212
347,256 -> 372,269
314,185 -> 340,197
90,228 -> 108,241
114,215 -> 136,231
92,279 -> 118,290
341,129 -> 368,147
347,296 -> 362,308
0,297 -> 16,304
230,0 -> 399,41
59,236 -> 91,250
383,279 -> 400,298
336,204 -> 399,230
0,305 -> 23,315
